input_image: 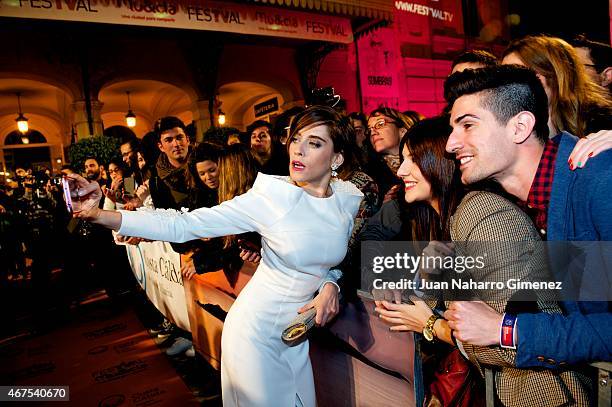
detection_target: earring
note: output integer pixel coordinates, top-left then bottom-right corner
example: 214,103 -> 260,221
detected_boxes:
331,163 -> 339,177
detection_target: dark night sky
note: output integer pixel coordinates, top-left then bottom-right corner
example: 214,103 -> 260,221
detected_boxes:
508,0 -> 610,43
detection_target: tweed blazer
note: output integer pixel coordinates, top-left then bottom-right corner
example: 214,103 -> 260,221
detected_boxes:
448,191 -> 591,407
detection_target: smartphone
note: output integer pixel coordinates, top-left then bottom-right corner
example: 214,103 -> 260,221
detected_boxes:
61,176 -> 81,213
61,177 -> 74,213
238,239 -> 261,252
123,176 -> 136,195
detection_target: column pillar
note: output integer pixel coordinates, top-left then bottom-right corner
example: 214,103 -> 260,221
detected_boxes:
192,99 -> 212,143
72,100 -> 104,140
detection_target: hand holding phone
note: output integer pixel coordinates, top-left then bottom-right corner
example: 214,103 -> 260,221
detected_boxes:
64,174 -> 103,217
61,176 -> 81,213
238,239 -> 261,252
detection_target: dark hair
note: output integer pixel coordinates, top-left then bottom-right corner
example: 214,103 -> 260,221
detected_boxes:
84,156 -> 100,165
287,104 -> 354,159
108,157 -> 128,175
398,116 -> 464,241
223,128 -> 243,144
120,136 -> 140,151
154,116 -> 186,141
104,125 -> 136,142
185,121 -> 197,143
132,132 -> 160,183
247,120 -> 273,138
193,142 -> 222,164
348,111 -> 367,125
273,107 -> 306,140
368,107 -> 418,131
572,34 -> 612,74
189,142 -> 222,193
140,131 -> 161,164
451,50 -> 498,70
444,65 -> 550,143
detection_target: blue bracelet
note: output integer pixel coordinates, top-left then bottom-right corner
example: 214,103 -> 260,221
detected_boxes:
500,313 -> 517,349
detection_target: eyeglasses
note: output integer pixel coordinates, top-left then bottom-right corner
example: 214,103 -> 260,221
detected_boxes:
368,119 -> 395,132
121,150 -> 132,158
108,168 -> 122,174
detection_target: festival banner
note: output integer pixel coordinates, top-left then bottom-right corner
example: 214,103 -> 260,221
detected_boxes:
125,240 -> 191,332
0,0 -> 353,43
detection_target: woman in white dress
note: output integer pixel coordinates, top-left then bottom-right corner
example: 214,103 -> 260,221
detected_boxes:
72,106 -> 364,407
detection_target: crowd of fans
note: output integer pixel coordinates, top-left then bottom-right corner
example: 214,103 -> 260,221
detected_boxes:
1,33 -> 611,405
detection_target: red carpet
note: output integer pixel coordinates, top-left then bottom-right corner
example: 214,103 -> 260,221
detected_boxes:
0,299 -> 198,406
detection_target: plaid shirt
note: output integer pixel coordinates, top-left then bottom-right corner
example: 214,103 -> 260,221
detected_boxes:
519,139 -> 559,238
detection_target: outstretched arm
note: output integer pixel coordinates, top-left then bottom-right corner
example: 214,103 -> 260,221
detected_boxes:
72,173 -> 287,243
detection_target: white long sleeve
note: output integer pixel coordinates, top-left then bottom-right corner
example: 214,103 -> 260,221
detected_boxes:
117,174 -> 300,243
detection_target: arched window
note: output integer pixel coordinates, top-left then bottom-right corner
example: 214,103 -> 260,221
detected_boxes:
4,130 -> 47,145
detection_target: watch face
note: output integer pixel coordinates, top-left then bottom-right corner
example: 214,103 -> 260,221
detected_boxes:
423,328 -> 434,342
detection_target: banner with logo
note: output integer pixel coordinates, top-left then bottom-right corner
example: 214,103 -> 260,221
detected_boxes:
0,0 -> 353,43
393,0 -> 463,45
125,240 -> 191,332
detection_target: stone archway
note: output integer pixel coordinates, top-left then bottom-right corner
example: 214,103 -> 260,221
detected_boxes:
2,130 -> 52,172
217,81 -> 291,130
98,80 -> 195,137
0,78 -> 73,172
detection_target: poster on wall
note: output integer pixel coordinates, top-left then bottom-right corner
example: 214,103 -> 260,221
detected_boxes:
357,27 -> 402,113
357,0 -> 467,115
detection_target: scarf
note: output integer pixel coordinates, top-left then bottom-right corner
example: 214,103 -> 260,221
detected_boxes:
155,150 -> 193,205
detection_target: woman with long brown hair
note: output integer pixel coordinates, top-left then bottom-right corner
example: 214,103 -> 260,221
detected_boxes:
216,144 -> 260,251
502,35 -> 612,138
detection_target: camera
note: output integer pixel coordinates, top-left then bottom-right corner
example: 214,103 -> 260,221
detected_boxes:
51,175 -> 63,188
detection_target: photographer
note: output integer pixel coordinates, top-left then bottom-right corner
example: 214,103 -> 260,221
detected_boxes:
14,169 -> 66,329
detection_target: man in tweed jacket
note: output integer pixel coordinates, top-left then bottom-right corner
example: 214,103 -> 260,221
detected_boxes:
443,65 -> 611,370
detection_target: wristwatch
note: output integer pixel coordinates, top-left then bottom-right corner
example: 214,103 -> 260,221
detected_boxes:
423,314 -> 440,342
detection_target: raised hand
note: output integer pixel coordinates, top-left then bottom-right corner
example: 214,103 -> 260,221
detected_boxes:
568,129 -> 612,170
67,173 -> 102,219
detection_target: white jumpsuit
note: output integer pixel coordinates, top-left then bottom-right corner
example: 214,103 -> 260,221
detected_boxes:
119,174 -> 363,407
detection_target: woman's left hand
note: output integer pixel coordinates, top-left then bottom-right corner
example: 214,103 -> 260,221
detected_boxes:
375,296 -> 433,332
297,283 -> 339,326
568,129 -> 612,170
